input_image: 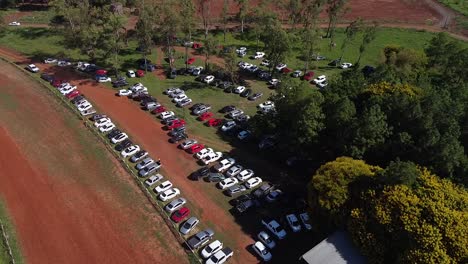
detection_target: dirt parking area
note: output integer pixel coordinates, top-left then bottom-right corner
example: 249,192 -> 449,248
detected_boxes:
0,58 -> 189,264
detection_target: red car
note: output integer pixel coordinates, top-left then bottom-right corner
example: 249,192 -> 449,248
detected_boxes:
95,69 -> 107,76
167,119 -> 186,130
303,71 -> 315,81
151,106 -> 166,114
186,58 -> 196,65
66,90 -> 80,99
206,118 -> 223,127
188,143 -> 205,154
136,70 -> 145,77
171,207 -> 190,223
52,79 -> 66,88
198,112 -> 213,121
282,67 -> 292,74
192,43 -> 202,49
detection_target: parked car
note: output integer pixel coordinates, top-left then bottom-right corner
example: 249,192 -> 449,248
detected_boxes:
121,145 -> 140,158
225,184 -> 247,197
107,129 -> 122,139
252,51 -> 265,59
220,105 -> 236,113
218,177 -> 239,190
206,118 -> 223,127
96,75 -> 111,82
118,89 -> 132,96
275,63 -> 287,71
226,165 -> 243,177
192,66 -> 203,76
313,75 -> 327,84
130,150 -> 148,162
213,158 -> 236,172
187,229 -> 215,249
169,132 -> 188,143
80,108 -> 96,116
99,123 -> 115,133
190,166 -> 210,180
66,90 -> 81,99
135,158 -> 155,170
237,130 -> 251,140
144,174 -> 164,187
252,242 -> 272,262
235,197 -> 259,213
201,240 -> 223,259
237,169 -> 254,181
41,73 -> 54,82
196,148 -> 214,159
202,152 -> 223,165
180,139 -> 197,150
221,121 -> 236,132
115,139 -> 132,151
207,173 -> 226,183
265,189 -> 283,202
303,71 -> 314,81
292,70 -> 303,78
245,177 -> 263,189
261,219 -> 287,239
340,62 -> 353,69
160,111 -> 175,120
260,59 -> 270,66
165,197 -> 187,213
138,162 -> 160,177
204,75 -> 215,84
198,112 -> 214,121
286,214 -> 301,232
171,207 -> 190,223
206,248 -> 233,264
253,183 -> 273,198
179,216 -> 199,234
177,98 -> 192,107
154,180 -> 173,193
193,105 -> 211,115
299,212 -> 312,230
111,133 -> 128,144
229,109 -> 244,118
240,89 -> 252,98
248,93 -> 263,101
27,64 -> 39,73
257,231 -> 276,249
233,86 -> 246,94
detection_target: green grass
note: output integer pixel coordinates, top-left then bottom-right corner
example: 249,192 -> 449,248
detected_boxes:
437,0 -> 468,16
0,9 -> 55,24
0,200 -> 24,264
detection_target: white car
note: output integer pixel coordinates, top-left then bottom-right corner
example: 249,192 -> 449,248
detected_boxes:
245,177 -> 262,189
204,75 -> 215,84
154,180 -> 173,194
169,89 -> 184,98
268,79 -> 279,86
172,94 -> 188,103
192,66 -> 203,76
292,70 -> 303,78
121,145 -> 140,158
221,121 -> 236,132
94,118 -> 112,127
177,98 -> 192,107
96,76 -> 111,82
252,241 -> 272,262
8,21 -> 20,26
218,177 -> 239,190
79,103 -> 93,112
237,169 -> 254,181
201,240 -> 223,259
44,58 -> 57,64
253,52 -> 265,59
202,151 -> 223,165
261,219 -> 287,240
299,212 -> 312,230
340,62 -> 353,69
60,86 -> 76,95
233,86 -> 245,94
111,133 -> 128,144
118,89 -> 132,96
206,248 -> 233,264
144,174 -> 164,187
160,111 -> 175,119
275,63 -> 287,71
127,70 -> 136,78
286,214 -> 301,232
258,101 -> 275,110
158,188 -> 180,201
130,83 -> 145,92
180,139 -> 197,150
196,148 -> 214,159
214,158 -> 235,172
226,165 -> 243,177
236,47 -> 247,54
99,123 -> 115,132
57,60 -> 71,67
257,231 -> 276,249
164,197 -> 186,213
27,64 -> 39,73
260,59 -> 270,66
313,75 -> 327,84
229,110 -> 244,118
317,81 -> 328,88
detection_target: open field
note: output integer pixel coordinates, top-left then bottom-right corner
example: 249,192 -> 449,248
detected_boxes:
0,58 -> 189,263
437,0 -> 468,16
0,200 -> 23,264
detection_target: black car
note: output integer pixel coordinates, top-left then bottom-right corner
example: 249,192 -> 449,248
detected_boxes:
253,183 -> 274,198
248,93 -> 263,101
130,150 -> 148,163
232,194 -> 252,206
219,81 -> 232,89
139,96 -> 157,106
177,68 -> 188,75
220,105 -> 236,113
167,68 -> 177,79
169,126 -> 186,137
195,74 -> 207,82
169,132 -> 188,143
190,103 -> 204,110
190,166 -> 210,180
41,73 -> 54,83
236,199 -> 259,213
115,139 -> 133,151
90,113 -> 107,121
106,129 -> 122,139
112,78 -> 128,87
162,116 -> 178,125
207,173 -> 226,182
213,79 -> 223,87
83,65 -> 98,73
240,89 -> 252,97
70,95 -> 85,104
139,63 -> 156,72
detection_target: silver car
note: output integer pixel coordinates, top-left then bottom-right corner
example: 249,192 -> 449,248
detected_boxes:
180,217 -> 200,235
165,198 -> 187,213
135,158 -> 155,170
138,162 -> 160,177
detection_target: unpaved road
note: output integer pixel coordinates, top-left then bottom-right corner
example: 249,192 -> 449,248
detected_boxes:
0,58 -> 189,264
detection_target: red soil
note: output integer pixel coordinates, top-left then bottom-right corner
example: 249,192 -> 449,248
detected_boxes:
0,58 -> 188,264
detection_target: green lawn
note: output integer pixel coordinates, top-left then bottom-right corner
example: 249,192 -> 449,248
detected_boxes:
0,9 -> 55,24
438,0 -> 468,16
0,200 -> 23,264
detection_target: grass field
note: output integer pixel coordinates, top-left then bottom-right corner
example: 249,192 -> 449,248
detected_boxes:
0,200 -> 23,264
438,0 -> 468,16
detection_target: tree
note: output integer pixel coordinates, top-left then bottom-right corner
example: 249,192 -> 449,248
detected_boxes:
224,49 -> 238,83
101,12 -> 126,77
325,0 -> 348,45
300,0 -> 326,71
378,159 -> 420,188
203,35 -> 218,70
197,0 -> 211,39
283,0 -> 302,29
221,0 -> 230,42
135,4 -> 156,69
159,0 -> 180,69
339,18 -> 362,61
260,20 -> 291,74
308,157 -> 381,225
235,0 -> 249,33
180,0 -> 196,41
356,21 -> 378,66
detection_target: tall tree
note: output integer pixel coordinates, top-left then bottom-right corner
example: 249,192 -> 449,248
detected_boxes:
284,0 -> 302,29
203,35 -> 218,70
101,12 -> 126,77
325,0 -> 348,46
197,0 -> 211,39
180,0 -> 196,41
235,0 -> 249,33
356,21 -> 378,66
159,0 -> 180,69
301,0 -> 326,71
224,49 -> 238,83
135,4 -> 156,70
260,18 -> 291,74
221,0 -> 230,42
339,18 -> 362,61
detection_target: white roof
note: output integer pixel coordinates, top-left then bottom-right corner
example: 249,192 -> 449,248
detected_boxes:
300,231 -> 365,264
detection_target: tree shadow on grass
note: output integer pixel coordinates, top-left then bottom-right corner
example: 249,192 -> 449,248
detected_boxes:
15,27 -> 54,39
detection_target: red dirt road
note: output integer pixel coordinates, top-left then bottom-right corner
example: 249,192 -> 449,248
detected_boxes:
0,58 -> 188,263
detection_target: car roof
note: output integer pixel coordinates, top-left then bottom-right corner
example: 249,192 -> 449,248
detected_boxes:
255,241 -> 266,250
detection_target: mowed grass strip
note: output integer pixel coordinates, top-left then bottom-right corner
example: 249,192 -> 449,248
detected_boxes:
0,199 -> 24,264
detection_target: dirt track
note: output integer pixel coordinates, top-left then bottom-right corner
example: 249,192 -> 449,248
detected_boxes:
0,58 -> 188,264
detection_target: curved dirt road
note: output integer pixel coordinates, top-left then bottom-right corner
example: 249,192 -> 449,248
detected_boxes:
0,58 -> 189,264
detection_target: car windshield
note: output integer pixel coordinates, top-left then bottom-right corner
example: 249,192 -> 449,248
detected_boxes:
261,249 -> 268,255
